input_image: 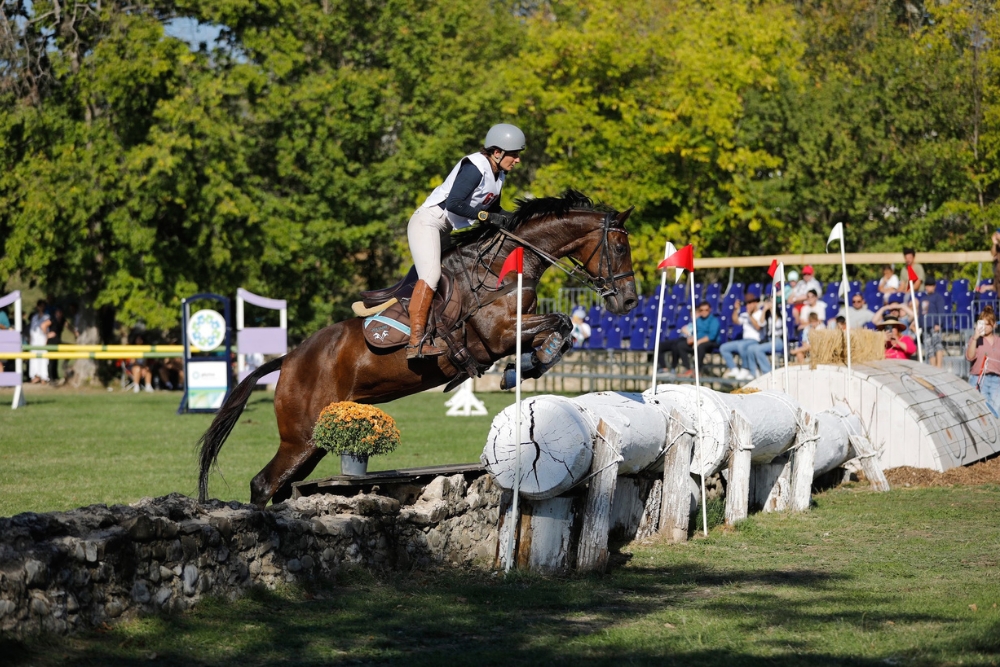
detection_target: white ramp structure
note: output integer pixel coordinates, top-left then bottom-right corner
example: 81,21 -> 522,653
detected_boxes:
445,379 -> 488,416
236,288 -> 287,385
748,360 -> 1000,472
0,290 -> 24,409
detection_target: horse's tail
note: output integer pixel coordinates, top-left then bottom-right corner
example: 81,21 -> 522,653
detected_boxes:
197,356 -> 286,503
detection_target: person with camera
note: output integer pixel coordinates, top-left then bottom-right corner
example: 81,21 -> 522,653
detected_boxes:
966,305 -> 1000,418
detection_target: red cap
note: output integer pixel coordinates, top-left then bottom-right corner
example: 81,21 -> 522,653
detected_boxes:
802,265 -> 814,274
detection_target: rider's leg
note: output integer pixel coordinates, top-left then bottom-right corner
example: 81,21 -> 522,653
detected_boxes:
406,207 -> 448,358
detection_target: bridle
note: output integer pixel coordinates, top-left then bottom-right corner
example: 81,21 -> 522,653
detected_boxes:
498,210 -> 634,298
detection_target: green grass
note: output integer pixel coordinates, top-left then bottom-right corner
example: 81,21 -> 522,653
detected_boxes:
4,485 -> 1000,665
0,388 -> 516,516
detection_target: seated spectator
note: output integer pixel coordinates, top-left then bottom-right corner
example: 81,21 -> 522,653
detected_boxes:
158,358 -> 185,390
833,293 -> 875,328
919,275 -> 947,367
720,294 -> 765,380
750,304 -> 783,375
797,290 -> 827,330
835,315 -> 847,330
128,333 -> 154,393
570,308 -> 592,348
660,301 -> 721,378
873,302 -> 914,331
878,264 -> 899,302
789,265 -> 822,306
880,318 -> 916,360
793,312 -> 825,363
899,248 -> 925,292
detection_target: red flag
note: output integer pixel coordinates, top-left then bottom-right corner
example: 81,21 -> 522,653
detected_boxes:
906,265 -> 919,284
767,259 -> 779,278
497,247 -> 524,287
657,244 -> 694,273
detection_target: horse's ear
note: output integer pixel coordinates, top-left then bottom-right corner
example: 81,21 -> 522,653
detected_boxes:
615,206 -> 635,227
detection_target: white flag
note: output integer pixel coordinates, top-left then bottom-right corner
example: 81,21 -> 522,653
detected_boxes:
663,242 -> 684,284
826,222 -> 844,250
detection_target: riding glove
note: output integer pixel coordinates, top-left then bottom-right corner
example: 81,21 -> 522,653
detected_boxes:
476,210 -> 515,230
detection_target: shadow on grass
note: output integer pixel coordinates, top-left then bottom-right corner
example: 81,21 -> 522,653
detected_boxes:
6,562 -> 995,667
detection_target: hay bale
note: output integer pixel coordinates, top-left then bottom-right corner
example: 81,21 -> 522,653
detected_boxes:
808,329 -> 885,368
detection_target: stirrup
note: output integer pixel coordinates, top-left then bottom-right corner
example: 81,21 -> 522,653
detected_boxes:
406,339 -> 446,359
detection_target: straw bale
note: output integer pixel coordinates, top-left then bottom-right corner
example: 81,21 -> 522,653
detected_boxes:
807,329 -> 885,368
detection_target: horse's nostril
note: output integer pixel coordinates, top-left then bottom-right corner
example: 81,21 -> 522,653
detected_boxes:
624,298 -> 637,311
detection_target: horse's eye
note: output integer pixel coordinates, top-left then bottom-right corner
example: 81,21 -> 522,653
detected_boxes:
614,244 -> 626,255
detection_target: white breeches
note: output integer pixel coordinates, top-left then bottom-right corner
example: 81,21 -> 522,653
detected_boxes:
407,206 -> 451,289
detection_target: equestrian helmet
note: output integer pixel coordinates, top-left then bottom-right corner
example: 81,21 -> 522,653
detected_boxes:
484,124 -> 526,152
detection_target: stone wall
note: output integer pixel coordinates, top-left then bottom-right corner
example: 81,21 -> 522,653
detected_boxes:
0,473 -> 501,639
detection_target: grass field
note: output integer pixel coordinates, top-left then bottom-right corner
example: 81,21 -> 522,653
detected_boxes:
3,389 -> 1000,665
0,387 -> 516,516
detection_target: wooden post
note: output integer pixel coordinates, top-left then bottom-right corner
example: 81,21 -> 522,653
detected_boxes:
658,408 -> 694,543
848,434 -> 890,492
751,456 -> 791,512
495,490 -> 516,570
724,410 -> 753,526
526,497 -> 575,573
789,412 -> 820,512
576,420 -> 622,573
635,479 -> 662,541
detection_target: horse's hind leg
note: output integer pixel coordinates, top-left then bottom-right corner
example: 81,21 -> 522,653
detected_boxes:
250,439 -> 327,507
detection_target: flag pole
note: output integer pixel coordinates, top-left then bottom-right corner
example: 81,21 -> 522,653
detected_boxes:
780,266 -> 789,393
650,241 -> 675,393
839,238 -> 852,378
770,282 -> 777,392
910,279 -> 923,363
504,254 -> 524,573
689,270 -> 708,537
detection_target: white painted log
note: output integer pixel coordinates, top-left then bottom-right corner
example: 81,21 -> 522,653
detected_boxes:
573,392 -> 669,474
577,420 -> 622,573
526,497 -> 575,574
789,412 -> 820,512
849,433 -> 891,492
717,391 -> 801,463
813,405 -> 863,476
724,410 -> 753,526
644,385 -> 731,476
482,396 -> 594,499
659,408 -> 696,543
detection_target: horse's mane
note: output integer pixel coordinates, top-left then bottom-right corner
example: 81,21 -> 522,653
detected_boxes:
449,189 -> 614,247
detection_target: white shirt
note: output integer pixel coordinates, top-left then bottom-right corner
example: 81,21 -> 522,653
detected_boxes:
421,153 -> 505,229
800,301 -> 827,326
739,309 -> 765,342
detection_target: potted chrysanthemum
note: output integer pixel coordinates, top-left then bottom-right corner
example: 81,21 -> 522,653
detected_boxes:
311,401 -> 400,476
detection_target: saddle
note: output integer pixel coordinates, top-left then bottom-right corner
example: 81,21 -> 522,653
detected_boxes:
358,274 -> 484,381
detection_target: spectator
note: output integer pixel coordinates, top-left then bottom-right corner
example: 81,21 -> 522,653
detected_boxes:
28,299 -> 50,383
789,266 -> 822,305
128,333 -> 154,393
919,276 -> 947,367
660,301 -> 721,378
873,302 -> 914,331
721,294 -> 765,380
47,306 -> 66,385
797,290 -> 827,330
966,305 -> 1000,417
570,308 -> 591,348
750,302 -> 783,375
978,279 -> 995,294
899,248 -> 925,292
878,264 -> 899,302
880,318 -> 917,360
786,270 -> 799,299
0,305 -> 9,330
158,358 -> 185,390
834,293 -> 875,328
793,312 -> 824,363
835,315 -> 847,330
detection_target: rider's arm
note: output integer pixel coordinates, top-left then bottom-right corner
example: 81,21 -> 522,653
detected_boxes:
444,160 -> 486,220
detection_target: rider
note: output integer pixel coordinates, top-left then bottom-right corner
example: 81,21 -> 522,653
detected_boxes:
405,123 -> 525,359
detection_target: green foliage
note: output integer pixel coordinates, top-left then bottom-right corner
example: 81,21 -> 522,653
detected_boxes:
311,401 -> 400,458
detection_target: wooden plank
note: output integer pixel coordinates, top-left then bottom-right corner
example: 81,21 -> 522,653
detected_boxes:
576,420 -> 622,573
850,434 -> 890,492
635,480 -> 662,542
528,497 -> 575,574
693,251 -> 991,270
789,412 -> 819,512
293,462 -> 485,497
659,408 -> 694,543
724,410 -> 753,526
609,477 -> 643,536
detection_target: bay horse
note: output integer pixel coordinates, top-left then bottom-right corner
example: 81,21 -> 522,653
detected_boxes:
198,190 -> 637,507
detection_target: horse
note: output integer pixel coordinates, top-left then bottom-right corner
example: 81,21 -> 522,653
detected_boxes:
198,190 -> 638,507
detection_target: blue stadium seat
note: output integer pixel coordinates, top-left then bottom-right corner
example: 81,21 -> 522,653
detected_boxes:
825,281 -> 841,298
587,306 -> 601,323
887,292 -> 905,304
724,282 -> 745,300
629,317 -> 649,350
746,282 -> 764,299
585,329 -> 605,349
604,327 -> 623,349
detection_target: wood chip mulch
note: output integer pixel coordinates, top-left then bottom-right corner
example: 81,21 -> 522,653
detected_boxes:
884,455 -> 1000,488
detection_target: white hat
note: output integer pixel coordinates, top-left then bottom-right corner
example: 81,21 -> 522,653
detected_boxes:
572,307 -> 586,319
788,271 -> 800,282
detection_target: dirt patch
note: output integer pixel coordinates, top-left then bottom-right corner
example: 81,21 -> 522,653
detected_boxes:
885,455 -> 1000,488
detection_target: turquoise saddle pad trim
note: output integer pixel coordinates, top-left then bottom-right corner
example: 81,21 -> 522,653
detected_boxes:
364,313 -> 411,336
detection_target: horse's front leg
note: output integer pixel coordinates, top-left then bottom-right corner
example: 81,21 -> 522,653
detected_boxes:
500,313 -> 574,388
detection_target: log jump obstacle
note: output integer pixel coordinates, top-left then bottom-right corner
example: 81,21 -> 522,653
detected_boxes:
483,386 -> 890,573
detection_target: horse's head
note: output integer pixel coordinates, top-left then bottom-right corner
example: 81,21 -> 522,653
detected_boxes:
568,207 -> 638,314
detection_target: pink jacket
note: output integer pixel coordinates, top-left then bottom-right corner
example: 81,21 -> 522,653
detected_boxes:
966,334 -> 1000,376
885,335 -> 916,360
